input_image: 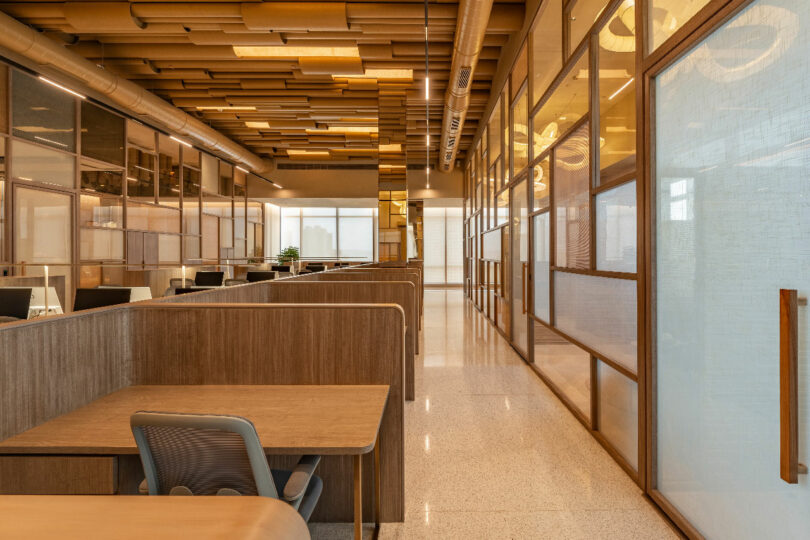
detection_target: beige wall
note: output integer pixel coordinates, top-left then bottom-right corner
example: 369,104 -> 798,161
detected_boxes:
248,166 -> 462,201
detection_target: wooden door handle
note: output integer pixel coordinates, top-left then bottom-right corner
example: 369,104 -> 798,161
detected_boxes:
780,289 -> 807,482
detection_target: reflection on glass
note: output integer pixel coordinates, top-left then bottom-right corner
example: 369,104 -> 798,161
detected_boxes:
512,89 -> 529,174
12,71 -> 76,152
81,159 -> 123,195
569,0 -> 608,52
532,0 -> 563,106
649,0 -> 711,52
503,91 -> 510,185
596,181 -> 636,273
127,120 -> 155,151
182,166 -> 200,198
489,97 -> 501,162
533,157 -> 550,210
598,359 -> 638,470
598,0 -> 636,181
533,212 -> 550,322
81,102 -> 125,166
533,49 -> 589,155
201,153 -> 218,193
534,323 -> 591,421
158,134 -> 180,200
127,147 -> 155,199
80,194 -> 123,228
183,146 -> 201,168
554,123 -> 590,269
496,188 -> 509,227
11,139 -> 75,188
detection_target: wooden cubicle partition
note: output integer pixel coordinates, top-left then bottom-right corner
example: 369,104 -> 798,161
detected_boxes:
129,303 -> 405,523
264,281 -> 417,401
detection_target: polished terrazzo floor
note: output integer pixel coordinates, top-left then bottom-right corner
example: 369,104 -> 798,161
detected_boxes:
311,289 -> 678,539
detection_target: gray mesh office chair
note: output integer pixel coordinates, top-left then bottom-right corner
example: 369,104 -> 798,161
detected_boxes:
131,411 -> 323,521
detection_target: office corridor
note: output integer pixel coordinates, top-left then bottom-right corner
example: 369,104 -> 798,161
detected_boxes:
312,289 -> 677,539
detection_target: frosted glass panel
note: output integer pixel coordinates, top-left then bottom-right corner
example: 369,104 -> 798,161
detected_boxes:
535,324 -> 591,421
598,360 -> 638,470
554,124 -> 590,269
446,208 -> 463,284
482,229 -> 501,261
301,216 -> 336,257
338,216 -> 373,260
158,234 -> 180,263
80,229 -> 124,261
554,271 -> 637,372
200,153 -> 218,193
533,212 -> 550,322
424,208 -> 446,283
14,187 -> 72,263
596,181 -> 636,273
11,140 -> 75,188
655,1 -> 810,538
280,209 -> 300,251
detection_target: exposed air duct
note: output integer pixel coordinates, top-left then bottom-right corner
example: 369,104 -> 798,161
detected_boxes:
437,0 -> 494,172
0,9 -> 274,173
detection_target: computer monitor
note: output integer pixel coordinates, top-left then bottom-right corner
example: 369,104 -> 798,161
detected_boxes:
0,288 -> 33,320
174,288 -> 198,295
246,271 -> 277,283
306,264 -> 326,272
73,288 -> 131,312
194,271 -> 224,286
271,265 -> 291,273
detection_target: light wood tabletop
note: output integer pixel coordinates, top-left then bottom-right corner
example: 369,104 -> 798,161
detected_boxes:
0,385 -> 389,455
0,495 -> 310,539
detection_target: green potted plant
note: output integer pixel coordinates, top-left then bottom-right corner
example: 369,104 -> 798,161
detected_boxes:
277,246 -> 300,269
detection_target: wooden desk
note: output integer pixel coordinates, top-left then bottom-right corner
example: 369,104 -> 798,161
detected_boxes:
0,495 -> 310,539
0,385 -> 388,540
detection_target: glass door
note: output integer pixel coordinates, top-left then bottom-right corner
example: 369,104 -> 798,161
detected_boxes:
510,176 -> 529,357
654,1 -> 810,537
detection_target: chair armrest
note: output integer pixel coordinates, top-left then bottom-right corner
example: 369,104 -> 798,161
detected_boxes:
282,455 -> 321,502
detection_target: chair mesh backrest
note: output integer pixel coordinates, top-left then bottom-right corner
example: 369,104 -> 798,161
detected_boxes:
132,412 -> 277,497
139,425 -> 258,495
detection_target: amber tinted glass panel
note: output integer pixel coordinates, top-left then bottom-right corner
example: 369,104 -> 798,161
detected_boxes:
81,159 -> 123,196
648,0 -> 711,53
158,134 -> 180,200
598,0 -> 636,182
554,123 -> 590,269
532,0 -> 564,107
126,120 -> 155,151
511,44 -> 528,100
569,0 -> 608,52
502,90 -> 510,185
12,71 -> 76,152
219,162 -> 233,197
127,147 -> 155,199
533,156 -> 550,210
488,98 -> 501,162
512,89 -> 529,175
496,188 -> 509,227
81,102 -> 125,166
533,48 -> 589,156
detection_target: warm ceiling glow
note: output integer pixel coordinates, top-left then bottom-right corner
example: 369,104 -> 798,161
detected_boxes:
234,46 -> 360,58
379,144 -> 402,152
196,106 -> 257,111
286,149 -> 331,157
332,69 -> 413,80
379,164 -> 406,170
306,126 -> 379,134
246,121 -> 270,129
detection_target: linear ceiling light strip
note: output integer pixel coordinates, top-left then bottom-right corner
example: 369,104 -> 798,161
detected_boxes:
425,0 -> 430,189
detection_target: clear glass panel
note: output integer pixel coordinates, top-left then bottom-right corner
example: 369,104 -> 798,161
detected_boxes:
534,323 -> 591,421
200,153 -> 218,193
446,207 -> 463,283
80,194 -> 123,228
127,147 -> 155,200
424,207 -> 446,283
11,139 -> 75,188
126,120 -> 155,151
301,216 -> 336,258
648,0 -> 711,53
14,186 -> 72,263
532,0 -> 564,106
81,102 -> 125,166
511,179 -> 529,355
533,49 -> 589,156
338,216 -> 374,260
532,156 -> 550,210
80,228 -> 124,261
655,1 -> 810,536
554,271 -> 637,372
533,212 -> 550,322
12,71 -> 76,152
596,181 -> 636,273
598,0 -> 636,181
158,134 -> 180,201
489,97 -> 502,162
158,234 -> 180,263
81,159 -> 123,196
598,359 -> 638,470
569,0 -> 608,52
554,123 -> 590,269
512,90 -> 529,176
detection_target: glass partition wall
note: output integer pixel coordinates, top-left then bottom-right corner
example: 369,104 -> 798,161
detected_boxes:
464,0 -> 641,482
0,61 -> 269,309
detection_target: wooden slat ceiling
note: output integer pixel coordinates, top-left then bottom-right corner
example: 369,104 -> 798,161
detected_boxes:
0,1 -> 525,165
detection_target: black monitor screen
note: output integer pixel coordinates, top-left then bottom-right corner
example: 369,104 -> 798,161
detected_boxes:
246,271 -> 276,283
0,288 -> 32,319
194,271 -> 224,286
73,288 -> 131,311
271,265 -> 291,273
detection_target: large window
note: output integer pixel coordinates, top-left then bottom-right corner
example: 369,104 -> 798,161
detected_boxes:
278,207 -> 374,261
424,207 -> 463,285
